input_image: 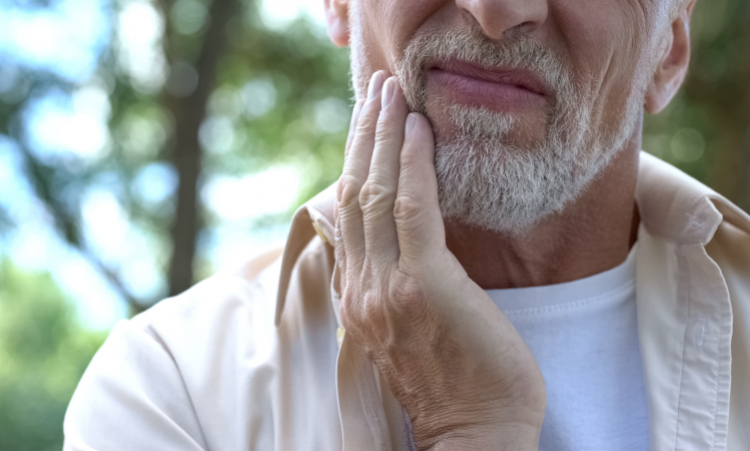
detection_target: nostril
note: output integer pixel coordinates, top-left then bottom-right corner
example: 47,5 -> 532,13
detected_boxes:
455,0 -> 548,41
513,21 -> 539,35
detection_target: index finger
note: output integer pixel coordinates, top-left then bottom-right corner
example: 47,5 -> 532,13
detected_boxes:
345,100 -> 364,158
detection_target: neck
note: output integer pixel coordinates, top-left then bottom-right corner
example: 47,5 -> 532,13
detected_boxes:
445,133 -> 642,290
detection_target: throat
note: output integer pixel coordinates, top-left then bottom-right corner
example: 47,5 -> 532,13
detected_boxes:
444,148 -> 641,290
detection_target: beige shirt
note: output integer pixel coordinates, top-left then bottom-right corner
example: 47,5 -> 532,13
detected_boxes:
64,152 -> 750,451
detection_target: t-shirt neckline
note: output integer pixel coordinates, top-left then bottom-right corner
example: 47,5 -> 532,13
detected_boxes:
485,243 -> 637,313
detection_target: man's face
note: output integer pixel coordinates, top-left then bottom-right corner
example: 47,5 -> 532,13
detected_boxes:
348,0 -> 671,232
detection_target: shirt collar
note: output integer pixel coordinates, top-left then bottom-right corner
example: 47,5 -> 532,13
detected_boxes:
636,152 -> 750,245
275,151 -> 750,325
275,183 -> 336,325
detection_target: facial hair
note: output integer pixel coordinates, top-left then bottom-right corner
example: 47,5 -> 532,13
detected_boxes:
350,17 -> 646,234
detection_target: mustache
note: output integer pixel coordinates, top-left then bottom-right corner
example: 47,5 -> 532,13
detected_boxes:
396,25 -> 574,111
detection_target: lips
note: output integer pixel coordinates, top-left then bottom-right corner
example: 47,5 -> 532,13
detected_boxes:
425,59 -> 550,112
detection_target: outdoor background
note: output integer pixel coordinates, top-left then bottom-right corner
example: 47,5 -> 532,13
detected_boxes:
0,0 -> 747,449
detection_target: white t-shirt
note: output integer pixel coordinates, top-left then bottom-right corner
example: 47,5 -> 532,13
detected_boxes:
485,245 -> 649,451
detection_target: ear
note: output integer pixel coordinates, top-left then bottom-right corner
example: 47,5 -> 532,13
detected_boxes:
644,0 -> 697,114
324,0 -> 351,47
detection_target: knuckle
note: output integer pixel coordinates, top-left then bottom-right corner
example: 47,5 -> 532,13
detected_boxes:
389,275 -> 426,305
362,290 -> 382,317
338,175 -> 363,208
393,195 -> 423,223
359,180 -> 395,212
356,104 -> 380,133
388,274 -> 429,318
362,290 -> 388,329
340,286 -> 387,336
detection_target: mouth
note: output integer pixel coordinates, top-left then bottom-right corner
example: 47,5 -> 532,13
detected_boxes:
426,59 -> 550,112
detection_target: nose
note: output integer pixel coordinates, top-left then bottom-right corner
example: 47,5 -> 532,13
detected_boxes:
454,0 -> 548,40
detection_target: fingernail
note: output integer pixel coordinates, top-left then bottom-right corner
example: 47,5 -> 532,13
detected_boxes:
368,71 -> 385,102
381,78 -> 396,109
405,113 -> 418,135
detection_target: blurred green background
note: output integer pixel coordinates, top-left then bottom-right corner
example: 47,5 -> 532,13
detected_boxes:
0,0 -> 747,449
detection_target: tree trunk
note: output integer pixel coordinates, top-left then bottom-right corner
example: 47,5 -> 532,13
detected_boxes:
166,0 -> 241,297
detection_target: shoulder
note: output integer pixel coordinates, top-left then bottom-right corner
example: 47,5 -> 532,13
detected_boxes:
637,152 -> 750,244
126,244 -> 286,377
637,151 -> 750,304
134,245 -> 284,343
64,246 -> 285,451
707,218 -> 750,301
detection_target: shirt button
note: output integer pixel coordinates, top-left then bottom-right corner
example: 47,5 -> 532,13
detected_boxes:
336,327 -> 346,348
312,220 -> 329,244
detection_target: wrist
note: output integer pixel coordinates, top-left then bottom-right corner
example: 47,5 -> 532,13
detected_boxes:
408,394 -> 546,451
421,423 -> 542,451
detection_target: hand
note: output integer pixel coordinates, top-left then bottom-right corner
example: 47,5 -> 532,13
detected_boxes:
334,70 -> 547,450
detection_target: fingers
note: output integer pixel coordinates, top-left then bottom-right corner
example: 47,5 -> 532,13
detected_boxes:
360,77 -> 409,266
338,73 -> 442,284
345,100 -> 364,158
337,70 -> 387,275
336,100 -> 363,278
395,113 -> 445,269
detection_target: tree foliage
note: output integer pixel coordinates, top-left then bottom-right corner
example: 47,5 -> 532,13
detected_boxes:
0,0 -> 742,314
0,261 -> 107,451
1,0 -> 352,311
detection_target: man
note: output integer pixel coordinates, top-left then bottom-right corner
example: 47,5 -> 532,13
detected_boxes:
64,0 -> 750,449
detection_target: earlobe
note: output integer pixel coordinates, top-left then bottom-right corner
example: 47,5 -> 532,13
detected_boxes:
325,0 -> 351,47
644,2 -> 695,114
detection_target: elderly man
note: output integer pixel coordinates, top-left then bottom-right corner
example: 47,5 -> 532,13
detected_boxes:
64,0 -> 750,450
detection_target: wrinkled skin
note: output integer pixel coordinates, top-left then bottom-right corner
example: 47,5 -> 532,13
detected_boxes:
335,73 -> 546,449
327,0 -> 696,449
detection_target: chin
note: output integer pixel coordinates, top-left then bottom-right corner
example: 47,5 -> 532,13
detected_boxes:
425,102 -> 550,153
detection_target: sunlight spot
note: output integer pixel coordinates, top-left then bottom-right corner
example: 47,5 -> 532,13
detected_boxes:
202,166 -> 301,221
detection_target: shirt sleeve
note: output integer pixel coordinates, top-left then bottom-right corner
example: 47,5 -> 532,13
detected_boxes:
63,320 -> 208,451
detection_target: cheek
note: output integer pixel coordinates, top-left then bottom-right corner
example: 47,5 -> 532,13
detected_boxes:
359,0 -> 447,73
551,0 -> 656,128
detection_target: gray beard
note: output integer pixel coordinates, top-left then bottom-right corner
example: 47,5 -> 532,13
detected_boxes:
350,17 -> 646,234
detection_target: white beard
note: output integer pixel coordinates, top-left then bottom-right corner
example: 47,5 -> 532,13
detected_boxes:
350,15 -> 647,234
